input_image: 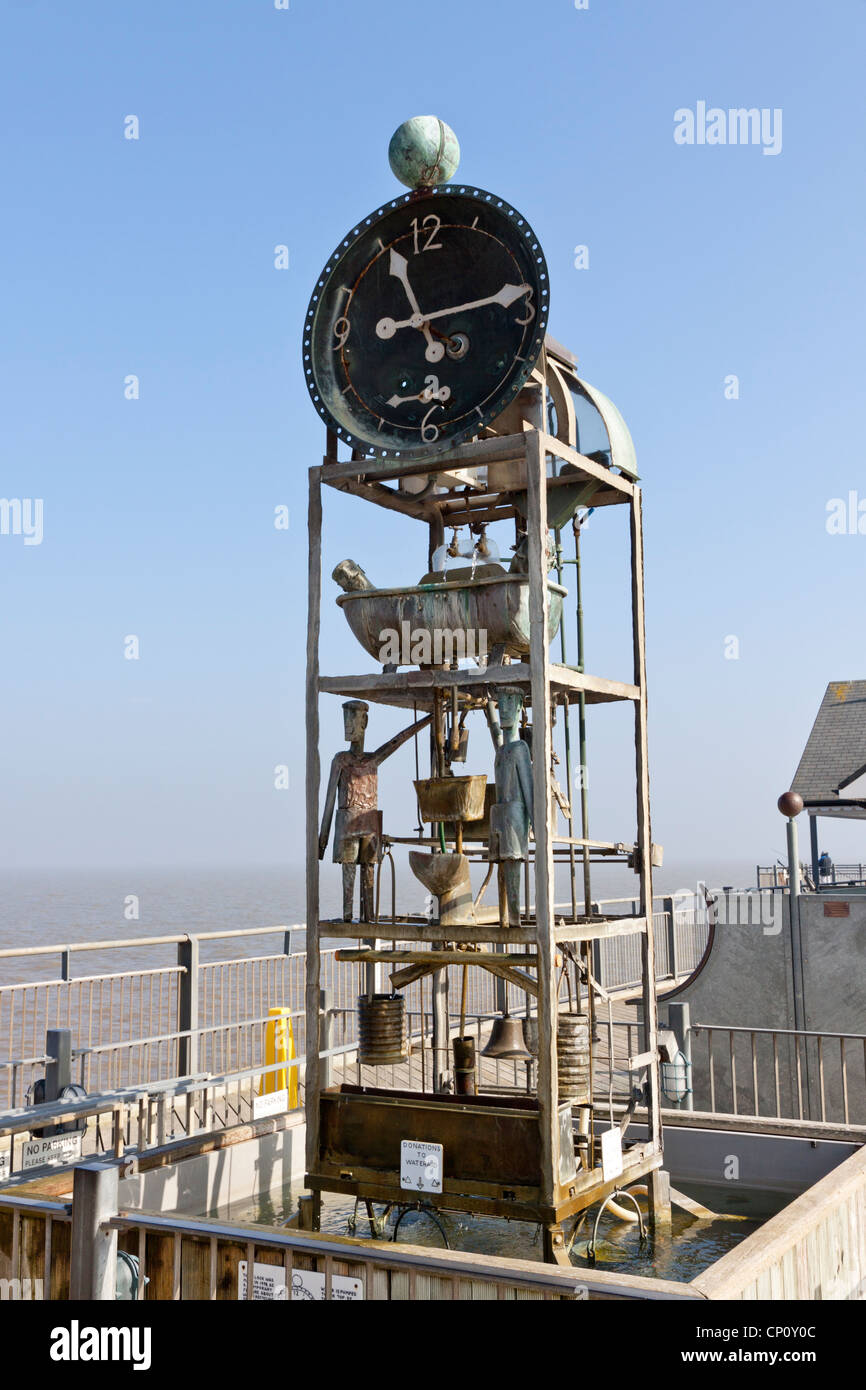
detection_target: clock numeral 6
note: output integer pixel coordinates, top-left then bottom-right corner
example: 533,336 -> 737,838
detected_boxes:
411,215 -> 443,255
514,287 -> 535,327
333,317 -> 351,350
421,405 -> 442,443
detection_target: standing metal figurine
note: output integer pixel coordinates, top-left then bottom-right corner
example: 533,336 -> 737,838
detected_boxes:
318,701 -> 431,921
485,686 -> 534,928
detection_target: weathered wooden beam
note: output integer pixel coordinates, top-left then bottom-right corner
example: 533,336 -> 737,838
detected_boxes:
319,431 -> 529,484
554,916 -> 647,943
336,948 -> 537,968
320,919 -> 539,944
631,487 -> 662,1159
318,664 -> 639,709
322,472 -> 434,521
539,431 -> 635,498
388,957 -> 539,998
305,467 -> 323,1176
321,915 -> 646,945
526,427 -> 560,1211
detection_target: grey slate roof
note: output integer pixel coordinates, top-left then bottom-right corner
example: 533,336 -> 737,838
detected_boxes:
791,681 -> 866,819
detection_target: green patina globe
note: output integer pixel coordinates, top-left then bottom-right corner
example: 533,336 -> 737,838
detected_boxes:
388,116 -> 460,189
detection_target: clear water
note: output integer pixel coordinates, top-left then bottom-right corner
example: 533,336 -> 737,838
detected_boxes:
213,1180 -> 787,1281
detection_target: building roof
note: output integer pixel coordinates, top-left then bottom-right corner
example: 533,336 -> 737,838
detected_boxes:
791,681 -> 866,819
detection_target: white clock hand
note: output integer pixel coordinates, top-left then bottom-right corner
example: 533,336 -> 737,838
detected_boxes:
387,378 -> 451,408
383,249 -> 444,364
378,282 -> 531,338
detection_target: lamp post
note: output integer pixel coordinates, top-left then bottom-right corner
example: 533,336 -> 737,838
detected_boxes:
778,790 -> 810,1117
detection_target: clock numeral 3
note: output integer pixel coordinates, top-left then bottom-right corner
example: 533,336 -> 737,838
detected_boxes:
514,288 -> 535,327
411,215 -> 443,255
333,317 -> 351,350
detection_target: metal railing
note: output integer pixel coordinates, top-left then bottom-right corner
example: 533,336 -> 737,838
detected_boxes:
0,896 -> 711,1109
690,1022 -> 866,1125
756,862 -> 866,890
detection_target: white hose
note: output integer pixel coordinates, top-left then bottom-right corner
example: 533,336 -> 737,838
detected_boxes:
603,1183 -> 648,1224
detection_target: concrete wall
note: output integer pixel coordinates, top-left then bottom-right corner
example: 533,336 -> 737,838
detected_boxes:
665,890 -> 866,1121
118,1113 -> 306,1216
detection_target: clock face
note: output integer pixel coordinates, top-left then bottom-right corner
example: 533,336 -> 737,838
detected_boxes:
303,187 -> 549,457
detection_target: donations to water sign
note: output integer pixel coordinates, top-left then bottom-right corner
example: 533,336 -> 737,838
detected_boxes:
400,1139 -> 443,1193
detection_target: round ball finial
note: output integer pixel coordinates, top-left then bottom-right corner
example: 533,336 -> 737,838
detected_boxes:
777,790 -> 804,818
388,116 -> 460,190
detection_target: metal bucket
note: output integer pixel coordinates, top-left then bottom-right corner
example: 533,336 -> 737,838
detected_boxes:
358,994 -> 408,1066
557,1013 -> 591,1105
414,775 -> 487,824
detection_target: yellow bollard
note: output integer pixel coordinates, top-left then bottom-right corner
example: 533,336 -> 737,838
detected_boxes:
260,1007 -> 298,1108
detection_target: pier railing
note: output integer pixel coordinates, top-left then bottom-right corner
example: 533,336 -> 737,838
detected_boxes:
689,1021 -> 866,1126
0,896 -> 709,1109
756,861 -> 866,890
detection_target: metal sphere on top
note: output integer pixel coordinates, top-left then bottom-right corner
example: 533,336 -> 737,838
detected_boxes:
777,790 -> 804,818
388,116 -> 460,189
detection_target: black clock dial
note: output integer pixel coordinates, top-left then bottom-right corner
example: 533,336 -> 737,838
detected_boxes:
303,187 -> 549,457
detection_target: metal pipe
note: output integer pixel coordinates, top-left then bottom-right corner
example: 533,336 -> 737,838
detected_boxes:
786,813 -> 811,1119
574,519 -> 592,917
554,528 -> 577,921
786,816 -> 806,1034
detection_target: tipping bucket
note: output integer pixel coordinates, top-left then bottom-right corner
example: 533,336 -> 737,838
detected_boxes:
557,1013 -> 591,1105
358,994 -> 408,1066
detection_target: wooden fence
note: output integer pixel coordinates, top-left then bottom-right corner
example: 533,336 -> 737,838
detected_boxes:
692,1141 -> 866,1300
0,1176 -> 701,1302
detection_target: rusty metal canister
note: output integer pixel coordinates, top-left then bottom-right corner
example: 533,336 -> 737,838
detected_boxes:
557,1013 -> 591,1105
452,1036 -> 476,1095
358,994 -> 408,1066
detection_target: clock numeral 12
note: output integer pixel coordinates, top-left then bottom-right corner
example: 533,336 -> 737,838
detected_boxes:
411,215 -> 443,255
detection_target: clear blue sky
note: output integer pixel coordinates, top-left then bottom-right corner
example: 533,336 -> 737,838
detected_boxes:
1,0 -> 864,873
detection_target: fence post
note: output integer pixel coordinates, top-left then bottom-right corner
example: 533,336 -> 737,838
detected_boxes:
45,1028 -> 72,1103
320,989 -> 334,1090
663,897 -> 677,979
70,1162 -> 119,1300
177,936 -> 200,1076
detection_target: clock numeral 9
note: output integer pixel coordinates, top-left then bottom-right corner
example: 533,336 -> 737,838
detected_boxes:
333,317 -> 351,350
411,215 -> 443,255
514,288 -> 535,327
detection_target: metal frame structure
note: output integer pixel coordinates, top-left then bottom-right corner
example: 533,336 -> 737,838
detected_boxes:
304,344 -> 668,1263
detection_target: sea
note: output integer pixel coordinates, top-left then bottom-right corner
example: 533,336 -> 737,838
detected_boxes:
0,858 -> 760,985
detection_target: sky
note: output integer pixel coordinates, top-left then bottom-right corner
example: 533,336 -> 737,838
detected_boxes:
1,0 -> 864,877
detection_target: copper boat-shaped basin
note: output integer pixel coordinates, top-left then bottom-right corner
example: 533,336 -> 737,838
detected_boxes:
335,564 -> 566,668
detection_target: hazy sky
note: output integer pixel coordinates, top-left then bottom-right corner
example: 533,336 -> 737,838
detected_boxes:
1,0 -> 864,874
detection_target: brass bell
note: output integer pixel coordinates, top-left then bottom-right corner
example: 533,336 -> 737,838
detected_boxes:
482,1014 -> 533,1061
